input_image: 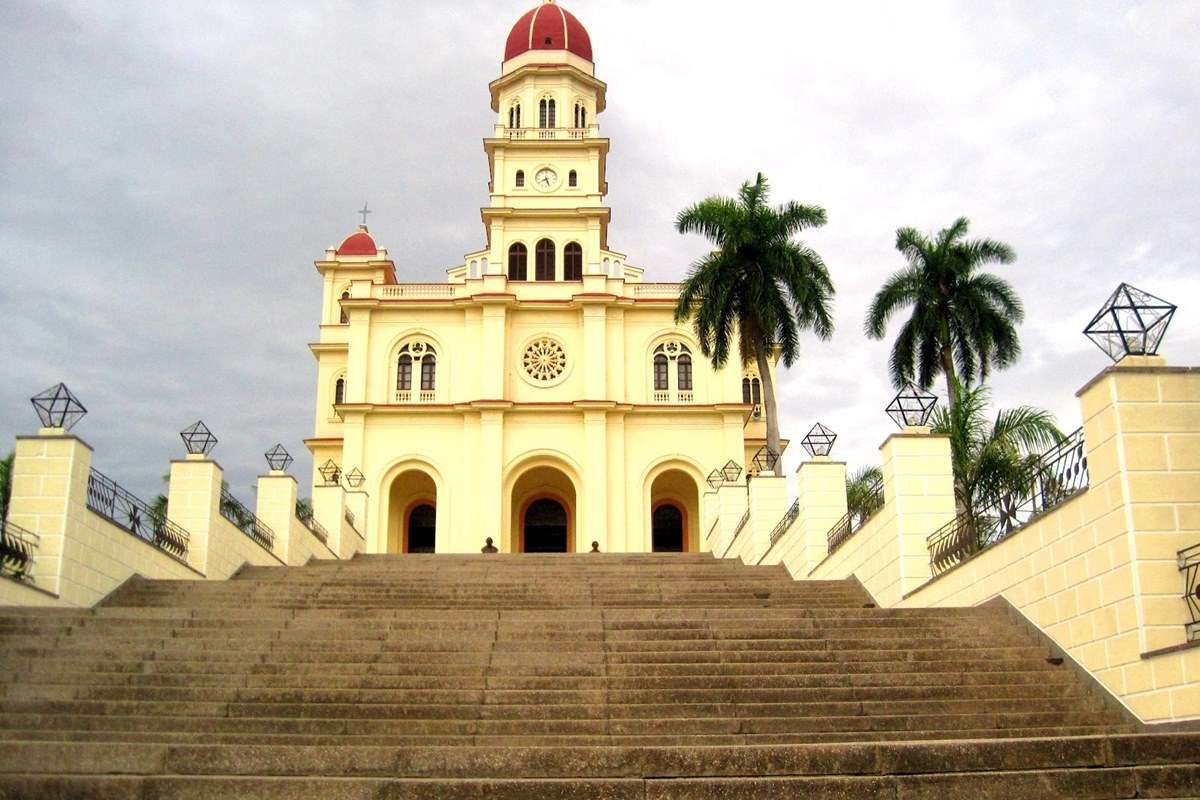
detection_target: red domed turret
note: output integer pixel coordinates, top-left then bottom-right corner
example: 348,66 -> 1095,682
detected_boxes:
337,226 -> 378,257
504,0 -> 593,63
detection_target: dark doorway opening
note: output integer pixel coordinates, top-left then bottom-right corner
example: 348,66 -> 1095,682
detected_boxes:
524,498 -> 568,553
407,504 -> 436,553
652,504 -> 685,552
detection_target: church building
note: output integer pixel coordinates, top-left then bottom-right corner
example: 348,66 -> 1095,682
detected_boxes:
305,0 -> 782,554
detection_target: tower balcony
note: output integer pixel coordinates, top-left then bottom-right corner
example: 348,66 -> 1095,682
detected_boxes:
494,124 -> 600,140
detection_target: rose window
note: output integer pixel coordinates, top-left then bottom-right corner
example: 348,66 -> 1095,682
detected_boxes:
523,338 -> 567,383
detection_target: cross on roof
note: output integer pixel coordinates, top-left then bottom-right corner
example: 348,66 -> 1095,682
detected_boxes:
358,202 -> 372,226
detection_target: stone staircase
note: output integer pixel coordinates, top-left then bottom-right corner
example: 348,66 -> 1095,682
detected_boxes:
0,553 -> 1196,797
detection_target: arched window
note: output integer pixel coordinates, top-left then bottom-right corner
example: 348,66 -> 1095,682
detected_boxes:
508,243 -> 528,281
653,355 -> 669,391
398,355 -> 413,392
508,103 -> 521,129
678,354 -> 693,391
515,170 -> 525,188
334,377 -> 345,406
535,238 -> 555,281
574,102 -> 587,128
539,97 -> 556,129
339,291 -> 350,324
568,170 -> 578,188
742,375 -> 762,414
421,355 -> 436,391
563,242 -> 583,281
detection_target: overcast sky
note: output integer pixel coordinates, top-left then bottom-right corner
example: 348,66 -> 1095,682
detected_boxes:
1,0 -> 1197,506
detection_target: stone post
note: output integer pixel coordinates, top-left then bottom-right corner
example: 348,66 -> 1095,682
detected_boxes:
256,471 -> 297,564
167,454 -> 224,576
7,429 -> 94,595
794,456 -> 848,574
312,483 -> 348,557
715,482 -> 748,559
878,426 -> 956,605
1077,355 -> 1200,656
746,474 -> 789,565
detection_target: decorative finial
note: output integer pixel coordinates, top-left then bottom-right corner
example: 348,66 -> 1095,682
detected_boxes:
358,202 -> 372,227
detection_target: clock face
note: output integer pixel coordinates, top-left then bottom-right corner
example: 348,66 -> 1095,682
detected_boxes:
534,168 -> 558,189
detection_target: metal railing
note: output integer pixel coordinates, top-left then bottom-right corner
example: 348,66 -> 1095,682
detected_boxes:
220,488 -> 275,552
296,505 -> 329,545
86,468 -> 189,562
826,478 -> 885,555
706,516 -> 719,546
1180,543 -> 1200,642
722,508 -> 751,558
928,427 -> 1089,576
769,499 -> 800,548
0,519 -> 39,581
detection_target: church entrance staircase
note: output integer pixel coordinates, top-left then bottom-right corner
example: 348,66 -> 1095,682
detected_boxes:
1,553 -> 1197,797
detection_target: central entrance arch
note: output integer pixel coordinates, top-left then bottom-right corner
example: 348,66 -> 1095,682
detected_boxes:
507,462 -> 577,553
523,498 -> 569,553
386,468 -> 438,554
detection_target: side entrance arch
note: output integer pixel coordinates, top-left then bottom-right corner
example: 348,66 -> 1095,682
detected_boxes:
386,469 -> 438,554
648,467 -> 701,552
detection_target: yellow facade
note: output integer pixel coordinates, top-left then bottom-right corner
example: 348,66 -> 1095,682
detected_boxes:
304,12 -> 777,555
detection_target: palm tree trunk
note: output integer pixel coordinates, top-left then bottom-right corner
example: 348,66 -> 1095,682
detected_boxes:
940,344 -> 958,414
754,348 -> 785,477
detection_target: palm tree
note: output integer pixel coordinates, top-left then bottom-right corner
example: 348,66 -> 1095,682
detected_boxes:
931,380 -> 1063,544
0,451 -> 13,521
845,465 -> 884,525
865,217 -> 1022,410
674,173 -> 835,476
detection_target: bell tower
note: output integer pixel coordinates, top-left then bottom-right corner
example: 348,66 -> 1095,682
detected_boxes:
480,0 -> 613,280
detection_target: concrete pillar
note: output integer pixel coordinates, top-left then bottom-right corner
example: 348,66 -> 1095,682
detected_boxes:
795,457 -> 849,574
581,304 -> 607,400
312,483 -> 348,555
715,482 -> 748,559
481,303 -> 508,400
256,472 -> 297,564
8,430 -> 94,594
480,410 -> 505,550
1077,355 -> 1200,655
582,410 -> 608,551
701,491 -> 719,553
879,427 -> 956,603
746,475 -> 789,565
167,454 -> 224,576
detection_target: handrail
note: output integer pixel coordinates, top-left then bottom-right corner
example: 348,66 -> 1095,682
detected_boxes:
296,505 -> 329,545
927,427 -> 1089,576
0,519 -> 39,581
769,499 -> 800,547
721,509 -> 751,558
1179,542 -> 1200,642
826,478 -> 885,555
86,468 -> 189,562
220,488 -> 275,552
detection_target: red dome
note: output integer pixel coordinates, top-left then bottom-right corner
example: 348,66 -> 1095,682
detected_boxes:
337,227 -> 378,257
504,1 -> 593,63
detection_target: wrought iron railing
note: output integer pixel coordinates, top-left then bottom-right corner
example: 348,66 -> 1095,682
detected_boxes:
928,427 -> 1089,576
826,478 -> 885,555
86,468 -> 189,561
769,499 -> 800,548
220,488 -> 275,551
0,519 -> 39,581
722,509 -> 751,558
706,516 -> 719,545
296,505 -> 328,545
1180,543 -> 1200,642
344,508 -> 356,528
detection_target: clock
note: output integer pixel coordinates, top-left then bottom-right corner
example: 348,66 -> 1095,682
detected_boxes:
534,167 -> 558,190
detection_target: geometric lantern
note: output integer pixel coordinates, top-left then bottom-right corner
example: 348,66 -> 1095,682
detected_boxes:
318,459 -> 341,486
720,459 -> 743,484
752,446 -> 780,474
30,383 -> 87,431
264,443 -> 293,472
344,468 -> 365,489
800,422 -> 837,457
706,469 -> 724,490
180,420 -> 218,456
1083,283 -> 1176,363
885,383 -> 938,429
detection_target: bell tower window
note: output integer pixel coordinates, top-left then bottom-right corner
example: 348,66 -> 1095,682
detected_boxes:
508,102 -> 521,129
535,238 -> 556,281
573,103 -> 587,128
334,377 -> 345,406
539,98 -> 556,129
508,243 -> 528,281
568,170 -> 577,188
515,170 -> 525,188
564,242 -> 583,281
339,291 -> 350,324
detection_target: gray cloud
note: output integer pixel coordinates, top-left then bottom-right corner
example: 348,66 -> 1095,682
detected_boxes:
1,0 -> 1196,504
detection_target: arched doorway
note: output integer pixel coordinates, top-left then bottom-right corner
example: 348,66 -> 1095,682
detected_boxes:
407,503 -> 436,553
387,469 -> 437,553
508,463 -> 577,553
523,498 -> 568,553
652,503 -> 685,552
648,468 -> 700,552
